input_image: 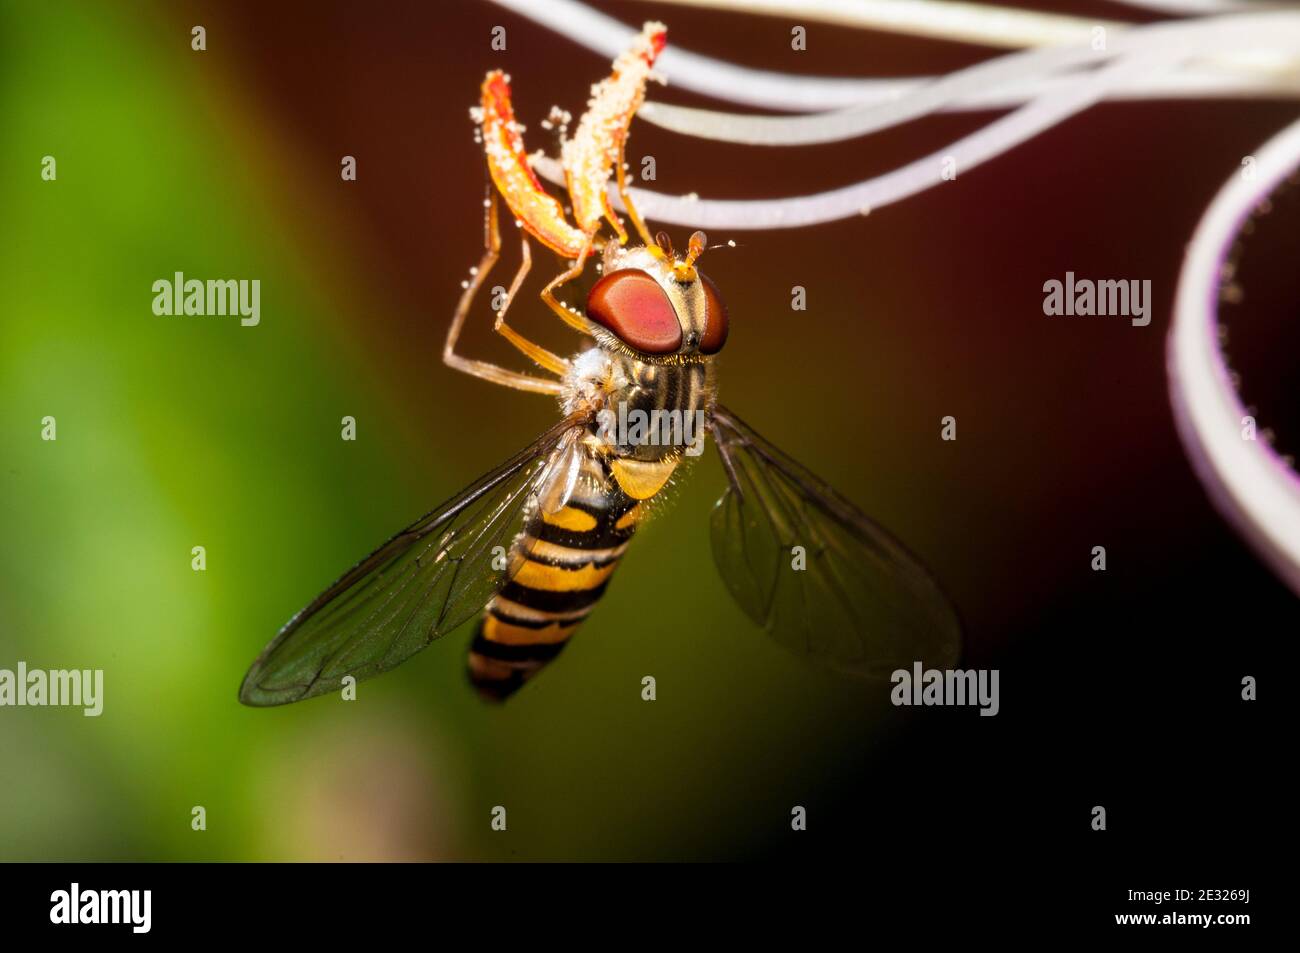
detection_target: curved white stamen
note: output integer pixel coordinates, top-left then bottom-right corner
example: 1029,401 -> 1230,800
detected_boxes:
1168,116 -> 1300,595
487,0 -> 971,110
529,15 -> 1300,228
488,0 -> 1300,112
641,40 -> 1107,146
1106,0 -> 1251,13
640,56 -> 1300,145
630,0 -> 1121,48
639,15 -> 1226,148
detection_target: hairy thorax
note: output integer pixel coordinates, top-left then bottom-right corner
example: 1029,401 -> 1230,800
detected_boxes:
561,346 -> 717,501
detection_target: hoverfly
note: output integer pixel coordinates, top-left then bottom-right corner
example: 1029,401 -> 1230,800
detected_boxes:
239,23 -> 960,706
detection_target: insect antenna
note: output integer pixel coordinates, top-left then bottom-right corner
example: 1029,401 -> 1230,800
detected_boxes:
684,230 -> 707,268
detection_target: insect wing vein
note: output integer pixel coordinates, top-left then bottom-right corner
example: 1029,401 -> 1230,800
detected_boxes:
707,405 -> 961,677
239,414 -> 589,706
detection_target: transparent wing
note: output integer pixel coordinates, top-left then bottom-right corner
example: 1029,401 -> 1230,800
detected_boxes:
708,405 -> 961,678
239,414 -> 587,706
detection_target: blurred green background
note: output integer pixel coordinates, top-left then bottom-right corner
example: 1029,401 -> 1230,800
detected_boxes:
0,0 -> 917,862
1,0 -> 1293,861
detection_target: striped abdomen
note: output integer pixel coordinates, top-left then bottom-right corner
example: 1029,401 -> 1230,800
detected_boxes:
468,451 -> 647,702
468,355 -> 708,701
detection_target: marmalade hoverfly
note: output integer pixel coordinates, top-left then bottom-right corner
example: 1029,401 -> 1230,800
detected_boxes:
239,23 -> 960,705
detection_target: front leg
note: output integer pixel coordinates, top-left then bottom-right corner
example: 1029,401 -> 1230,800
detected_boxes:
540,236 -> 597,335
443,193 -> 565,395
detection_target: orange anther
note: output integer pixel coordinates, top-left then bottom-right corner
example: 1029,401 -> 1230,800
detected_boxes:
478,70 -> 590,258
562,22 -> 666,236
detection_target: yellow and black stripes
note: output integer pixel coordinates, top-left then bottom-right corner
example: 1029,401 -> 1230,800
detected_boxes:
467,481 -> 644,702
467,381 -> 705,701
614,359 -> 711,463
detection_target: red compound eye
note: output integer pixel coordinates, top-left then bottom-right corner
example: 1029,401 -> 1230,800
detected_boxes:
586,269 -> 682,354
698,272 -> 728,354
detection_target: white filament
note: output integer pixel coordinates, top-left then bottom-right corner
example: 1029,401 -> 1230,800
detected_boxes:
638,68 -> 1300,139
530,15 -> 1300,229
489,0 -> 1300,113
1168,116 -> 1300,595
1107,0 -> 1254,13
626,0 -> 1119,48
487,0 -> 901,110
637,37 -> 1109,146
631,15 -> 1274,147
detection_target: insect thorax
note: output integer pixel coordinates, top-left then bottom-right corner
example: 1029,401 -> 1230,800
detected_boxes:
564,346 -> 716,466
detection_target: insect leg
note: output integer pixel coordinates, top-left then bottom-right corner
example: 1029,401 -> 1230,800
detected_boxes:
477,68 -> 596,340
615,137 -> 655,248
540,235 -> 597,334
491,234 -> 572,376
443,193 -> 565,395
600,188 -> 629,246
